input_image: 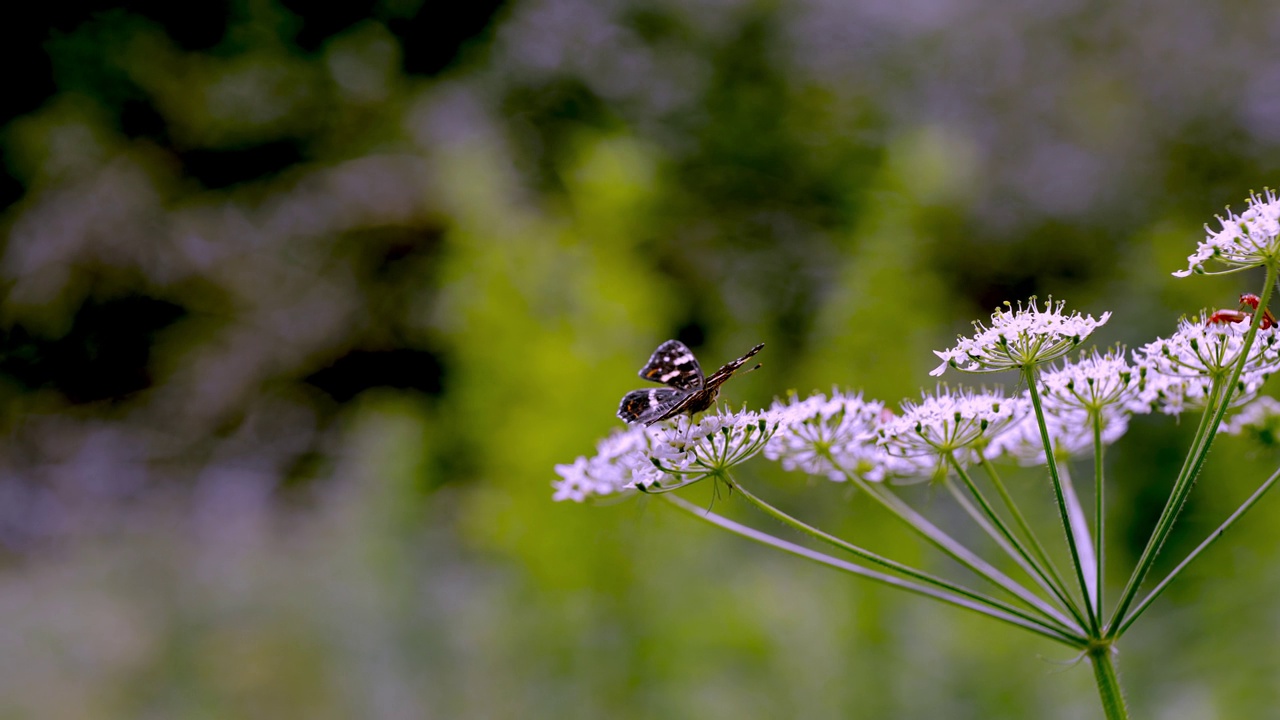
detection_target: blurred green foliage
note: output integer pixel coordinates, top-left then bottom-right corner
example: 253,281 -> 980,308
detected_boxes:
2,0 -> 1280,717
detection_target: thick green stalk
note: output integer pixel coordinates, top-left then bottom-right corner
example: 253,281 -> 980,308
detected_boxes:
1108,266 -> 1278,635
661,494 -> 1086,647
726,476 -> 1080,637
1089,644 -> 1130,720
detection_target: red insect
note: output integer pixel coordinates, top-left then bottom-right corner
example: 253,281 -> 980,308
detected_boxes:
1206,293 -> 1277,330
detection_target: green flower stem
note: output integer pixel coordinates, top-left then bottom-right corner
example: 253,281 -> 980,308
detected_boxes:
724,475 -> 1079,638
944,463 -> 1087,629
661,493 -> 1087,648
1024,365 -> 1101,635
835,465 -> 1080,632
1114,463 -> 1280,637
980,456 -> 1073,607
1089,644 -> 1130,720
1108,265 -> 1278,635
1093,411 -> 1105,619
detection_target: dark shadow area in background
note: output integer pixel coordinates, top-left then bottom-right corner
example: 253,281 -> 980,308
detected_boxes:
305,348 -> 444,402
0,0 -> 487,422
0,295 -> 186,405
0,0 -> 509,206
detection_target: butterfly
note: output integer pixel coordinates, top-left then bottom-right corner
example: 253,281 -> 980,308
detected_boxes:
617,340 -> 764,425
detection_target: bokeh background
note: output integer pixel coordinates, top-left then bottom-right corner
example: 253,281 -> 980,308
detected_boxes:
3,1 -> 1280,717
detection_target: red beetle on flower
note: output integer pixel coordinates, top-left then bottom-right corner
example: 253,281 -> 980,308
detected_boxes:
1206,293 -> 1277,330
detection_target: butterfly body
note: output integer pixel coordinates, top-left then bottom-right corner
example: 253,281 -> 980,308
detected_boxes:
617,340 -> 764,425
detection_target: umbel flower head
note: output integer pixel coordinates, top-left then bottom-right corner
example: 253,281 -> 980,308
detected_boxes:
1129,311 -> 1280,416
931,297 -> 1111,377
637,407 -> 781,492
764,389 -> 928,483
1133,311 -> 1280,381
1175,189 -> 1280,277
553,425 -> 652,502
986,403 -> 1130,466
1040,346 -> 1138,414
984,348 -> 1138,464
877,385 -> 1028,469
552,407 -> 784,501
1128,366 -> 1268,417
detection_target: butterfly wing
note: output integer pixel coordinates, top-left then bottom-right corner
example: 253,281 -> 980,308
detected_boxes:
638,340 -> 704,390
617,387 -> 689,425
703,343 -> 765,391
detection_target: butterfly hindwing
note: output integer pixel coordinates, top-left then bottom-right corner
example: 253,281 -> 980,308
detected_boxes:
638,340 -> 704,391
617,387 -> 688,425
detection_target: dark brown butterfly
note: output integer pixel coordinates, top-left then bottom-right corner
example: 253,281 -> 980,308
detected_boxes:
617,340 -> 763,425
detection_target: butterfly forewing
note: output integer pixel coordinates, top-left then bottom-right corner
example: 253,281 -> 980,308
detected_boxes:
704,343 -> 765,390
638,340 -> 704,391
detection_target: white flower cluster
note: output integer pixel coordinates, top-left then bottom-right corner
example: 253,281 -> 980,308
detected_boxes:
985,405 -> 1130,466
553,408 -> 782,501
1130,311 -> 1280,416
1041,347 -> 1137,413
877,386 -> 1028,467
641,409 -> 780,491
984,349 -> 1138,465
1175,190 -> 1280,277
553,425 -> 652,502
1131,374 -> 1257,417
1134,311 -> 1280,378
931,298 -> 1111,377
764,390 -> 927,482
